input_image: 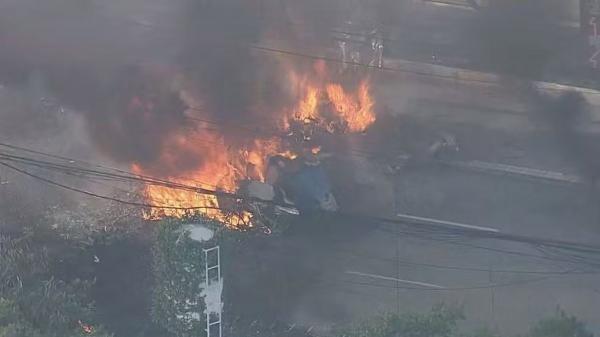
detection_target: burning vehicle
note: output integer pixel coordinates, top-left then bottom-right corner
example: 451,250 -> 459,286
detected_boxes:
207,146 -> 339,235
118,57 -> 375,231
241,148 -> 338,215
0,0 -> 379,232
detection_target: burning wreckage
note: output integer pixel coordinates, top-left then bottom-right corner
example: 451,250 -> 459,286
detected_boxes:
214,115 -> 351,231
240,148 -> 338,215
174,129 -> 342,235
126,61 -> 375,231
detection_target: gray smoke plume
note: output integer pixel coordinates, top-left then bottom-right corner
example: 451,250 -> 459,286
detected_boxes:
0,0 -> 353,176
464,0 -> 580,79
535,90 -> 600,184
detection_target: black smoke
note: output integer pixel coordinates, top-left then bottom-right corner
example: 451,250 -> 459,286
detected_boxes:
536,91 -> 600,184
0,0 -> 350,174
464,0 -> 580,79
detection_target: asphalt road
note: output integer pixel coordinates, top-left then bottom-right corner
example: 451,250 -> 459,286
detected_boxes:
1,1 -> 598,335
262,72 -> 600,335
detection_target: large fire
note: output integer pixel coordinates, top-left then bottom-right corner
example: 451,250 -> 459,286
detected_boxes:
132,132 -> 287,228
290,80 -> 375,133
326,81 -> 375,132
286,61 -> 375,134
134,62 -> 375,227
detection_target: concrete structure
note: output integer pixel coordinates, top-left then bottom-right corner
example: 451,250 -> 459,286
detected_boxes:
185,224 -> 223,337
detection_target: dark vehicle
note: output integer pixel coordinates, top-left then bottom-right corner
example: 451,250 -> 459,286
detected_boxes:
241,152 -> 338,215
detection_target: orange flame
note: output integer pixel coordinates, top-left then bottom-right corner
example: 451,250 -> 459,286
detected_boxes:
326,80 -> 375,132
133,61 -> 375,227
133,131 -> 288,228
296,86 -> 319,122
286,63 -> 375,133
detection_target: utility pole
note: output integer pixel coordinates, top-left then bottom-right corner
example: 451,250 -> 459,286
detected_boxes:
396,223 -> 401,314
488,262 -> 496,329
394,180 -> 401,314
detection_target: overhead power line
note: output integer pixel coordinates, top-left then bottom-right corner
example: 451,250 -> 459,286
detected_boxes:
121,10 -> 600,91
2,143 -> 600,266
247,43 -> 500,85
0,143 -> 224,191
5,3 -> 598,95
5,153 -> 592,292
4,151 -> 600,271
7,148 -> 595,275
334,248 -> 597,275
374,225 -> 600,269
0,161 -> 223,212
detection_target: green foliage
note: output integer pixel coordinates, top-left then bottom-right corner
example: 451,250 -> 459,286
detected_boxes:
0,297 -> 112,337
0,233 -> 111,337
0,235 -> 48,295
461,327 -> 500,337
336,305 -> 595,337
152,219 -> 218,337
525,308 -> 594,337
335,303 -> 465,337
224,319 -> 313,337
0,298 -> 36,337
17,277 -> 94,333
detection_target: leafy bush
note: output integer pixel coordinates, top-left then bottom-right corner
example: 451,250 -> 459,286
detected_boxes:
526,308 -> 593,337
335,303 -> 465,337
463,327 -> 500,337
335,304 -> 595,337
151,219 -> 220,337
0,233 -> 111,337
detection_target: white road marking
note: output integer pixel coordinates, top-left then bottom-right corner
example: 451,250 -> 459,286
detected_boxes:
346,271 -> 446,289
395,213 -> 500,233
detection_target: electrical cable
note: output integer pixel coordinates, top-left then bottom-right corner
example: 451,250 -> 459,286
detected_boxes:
331,248 -> 597,275
373,225 -> 600,267
0,161 -> 227,212
3,144 -> 600,268
80,3 -> 599,94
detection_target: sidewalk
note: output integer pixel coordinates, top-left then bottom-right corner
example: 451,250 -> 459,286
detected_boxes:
384,57 -> 600,113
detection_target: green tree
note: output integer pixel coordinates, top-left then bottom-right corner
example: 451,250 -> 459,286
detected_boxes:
526,308 -> 594,337
463,327 -> 500,337
335,303 -> 465,337
0,231 -> 111,337
151,219 -> 220,337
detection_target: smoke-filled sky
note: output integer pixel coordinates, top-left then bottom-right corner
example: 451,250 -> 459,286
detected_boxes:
0,0 -> 344,171
0,0 -> 591,174
3,2 -> 600,334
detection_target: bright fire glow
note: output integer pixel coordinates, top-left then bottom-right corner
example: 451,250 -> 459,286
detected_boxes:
134,61 -> 376,227
297,86 -> 319,122
287,66 -> 375,133
133,130 -> 289,228
326,80 -> 375,132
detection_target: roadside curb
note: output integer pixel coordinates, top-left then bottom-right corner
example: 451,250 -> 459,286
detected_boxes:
384,57 -> 600,122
